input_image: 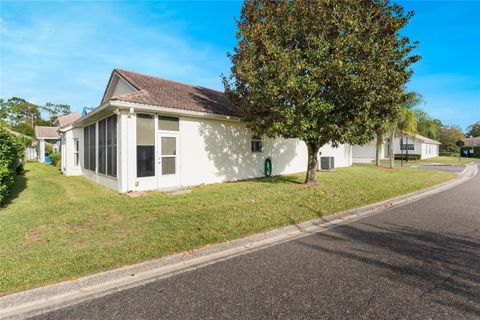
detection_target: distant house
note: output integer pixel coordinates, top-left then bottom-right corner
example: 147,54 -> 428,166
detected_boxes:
34,126 -> 60,163
35,113 -> 82,163
394,133 -> 440,159
464,137 -> 480,147
351,139 -> 389,163
353,133 -> 440,161
59,69 -> 353,192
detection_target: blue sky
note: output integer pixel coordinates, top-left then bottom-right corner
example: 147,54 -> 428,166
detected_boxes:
1,1 -> 479,131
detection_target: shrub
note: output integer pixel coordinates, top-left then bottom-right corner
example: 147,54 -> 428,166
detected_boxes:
394,154 -> 421,160
460,146 -> 480,158
0,126 -> 24,205
50,153 -> 61,167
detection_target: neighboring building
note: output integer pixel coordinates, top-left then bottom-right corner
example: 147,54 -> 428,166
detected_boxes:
393,133 -> 440,159
35,113 -> 82,163
60,69 -> 353,192
34,126 -> 61,163
353,133 -> 440,162
352,139 -> 389,163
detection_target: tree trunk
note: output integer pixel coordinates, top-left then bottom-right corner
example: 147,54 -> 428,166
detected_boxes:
305,142 -> 320,184
389,129 -> 395,169
375,132 -> 382,167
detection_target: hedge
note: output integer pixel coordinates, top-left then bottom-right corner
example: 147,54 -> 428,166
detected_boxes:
0,126 -> 24,205
439,151 -> 458,157
394,154 -> 421,160
460,146 -> 480,158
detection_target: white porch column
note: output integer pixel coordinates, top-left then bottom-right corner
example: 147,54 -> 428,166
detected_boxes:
38,139 -> 45,163
118,110 -> 136,192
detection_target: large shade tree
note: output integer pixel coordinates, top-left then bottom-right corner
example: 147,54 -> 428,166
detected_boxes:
224,0 -> 419,183
0,97 -> 70,137
466,121 -> 480,137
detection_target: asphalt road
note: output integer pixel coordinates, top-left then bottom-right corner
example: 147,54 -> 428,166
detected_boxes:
31,165 -> 480,320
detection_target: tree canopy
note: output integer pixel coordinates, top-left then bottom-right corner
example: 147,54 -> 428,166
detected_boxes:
0,97 -> 70,137
224,0 -> 419,183
466,121 -> 480,137
439,125 -> 464,153
413,107 -> 442,140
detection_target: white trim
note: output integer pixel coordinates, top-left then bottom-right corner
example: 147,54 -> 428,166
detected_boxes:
101,72 -> 139,105
72,100 -> 240,130
111,101 -> 240,122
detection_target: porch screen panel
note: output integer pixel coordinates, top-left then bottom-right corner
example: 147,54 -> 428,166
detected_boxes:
83,127 -> 89,170
136,114 -> 155,177
98,119 -> 106,174
107,115 -> 117,177
89,124 -> 96,171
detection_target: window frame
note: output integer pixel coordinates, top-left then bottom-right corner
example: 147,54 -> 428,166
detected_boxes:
74,139 -> 79,167
251,136 -> 263,153
158,115 -> 179,132
106,115 -> 117,177
136,113 -> 155,178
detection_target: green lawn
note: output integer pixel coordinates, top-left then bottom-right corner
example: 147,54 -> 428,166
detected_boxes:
378,156 -> 479,165
0,162 -> 455,295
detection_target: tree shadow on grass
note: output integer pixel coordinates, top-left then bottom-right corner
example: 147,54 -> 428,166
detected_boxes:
296,222 -> 480,316
1,170 -> 29,208
255,175 -> 304,185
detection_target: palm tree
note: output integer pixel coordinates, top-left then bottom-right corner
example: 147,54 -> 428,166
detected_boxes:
395,107 -> 417,166
382,93 -> 421,168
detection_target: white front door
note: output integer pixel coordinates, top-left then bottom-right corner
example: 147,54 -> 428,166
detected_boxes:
157,132 -> 179,188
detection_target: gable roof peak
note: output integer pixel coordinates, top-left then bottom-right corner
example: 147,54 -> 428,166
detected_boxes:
103,68 -> 240,117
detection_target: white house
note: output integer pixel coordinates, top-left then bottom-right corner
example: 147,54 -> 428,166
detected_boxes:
35,126 -> 60,163
352,133 -> 440,162
393,133 -> 440,159
352,139 -> 389,163
59,69 -> 352,192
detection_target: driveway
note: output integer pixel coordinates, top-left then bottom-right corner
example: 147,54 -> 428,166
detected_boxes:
30,164 -> 480,320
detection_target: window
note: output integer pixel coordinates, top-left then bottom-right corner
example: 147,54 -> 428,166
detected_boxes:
400,143 -> 414,151
98,119 -> 107,174
161,137 -> 176,175
107,115 -> 117,177
74,139 -> 79,167
137,114 -> 155,177
83,127 -> 89,170
83,123 -> 96,171
251,136 -> 262,153
89,124 -> 96,170
83,117 -> 116,176
158,116 -> 179,131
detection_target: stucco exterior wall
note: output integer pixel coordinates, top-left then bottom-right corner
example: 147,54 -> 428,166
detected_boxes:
352,140 -> 387,160
179,116 -> 309,186
61,128 -> 83,176
67,111 -> 352,192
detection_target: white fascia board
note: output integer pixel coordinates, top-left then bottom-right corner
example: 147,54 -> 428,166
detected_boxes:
110,100 -> 241,122
58,125 -> 73,133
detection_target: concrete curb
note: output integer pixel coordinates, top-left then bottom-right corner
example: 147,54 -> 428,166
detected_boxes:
1,163 -> 478,320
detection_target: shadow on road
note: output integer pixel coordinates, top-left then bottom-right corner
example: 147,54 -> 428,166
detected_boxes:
297,222 -> 480,316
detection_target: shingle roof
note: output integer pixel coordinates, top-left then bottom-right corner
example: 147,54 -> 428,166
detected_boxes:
56,112 -> 82,128
35,126 -> 60,139
464,137 -> 480,147
409,133 -> 441,145
108,69 -> 240,117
